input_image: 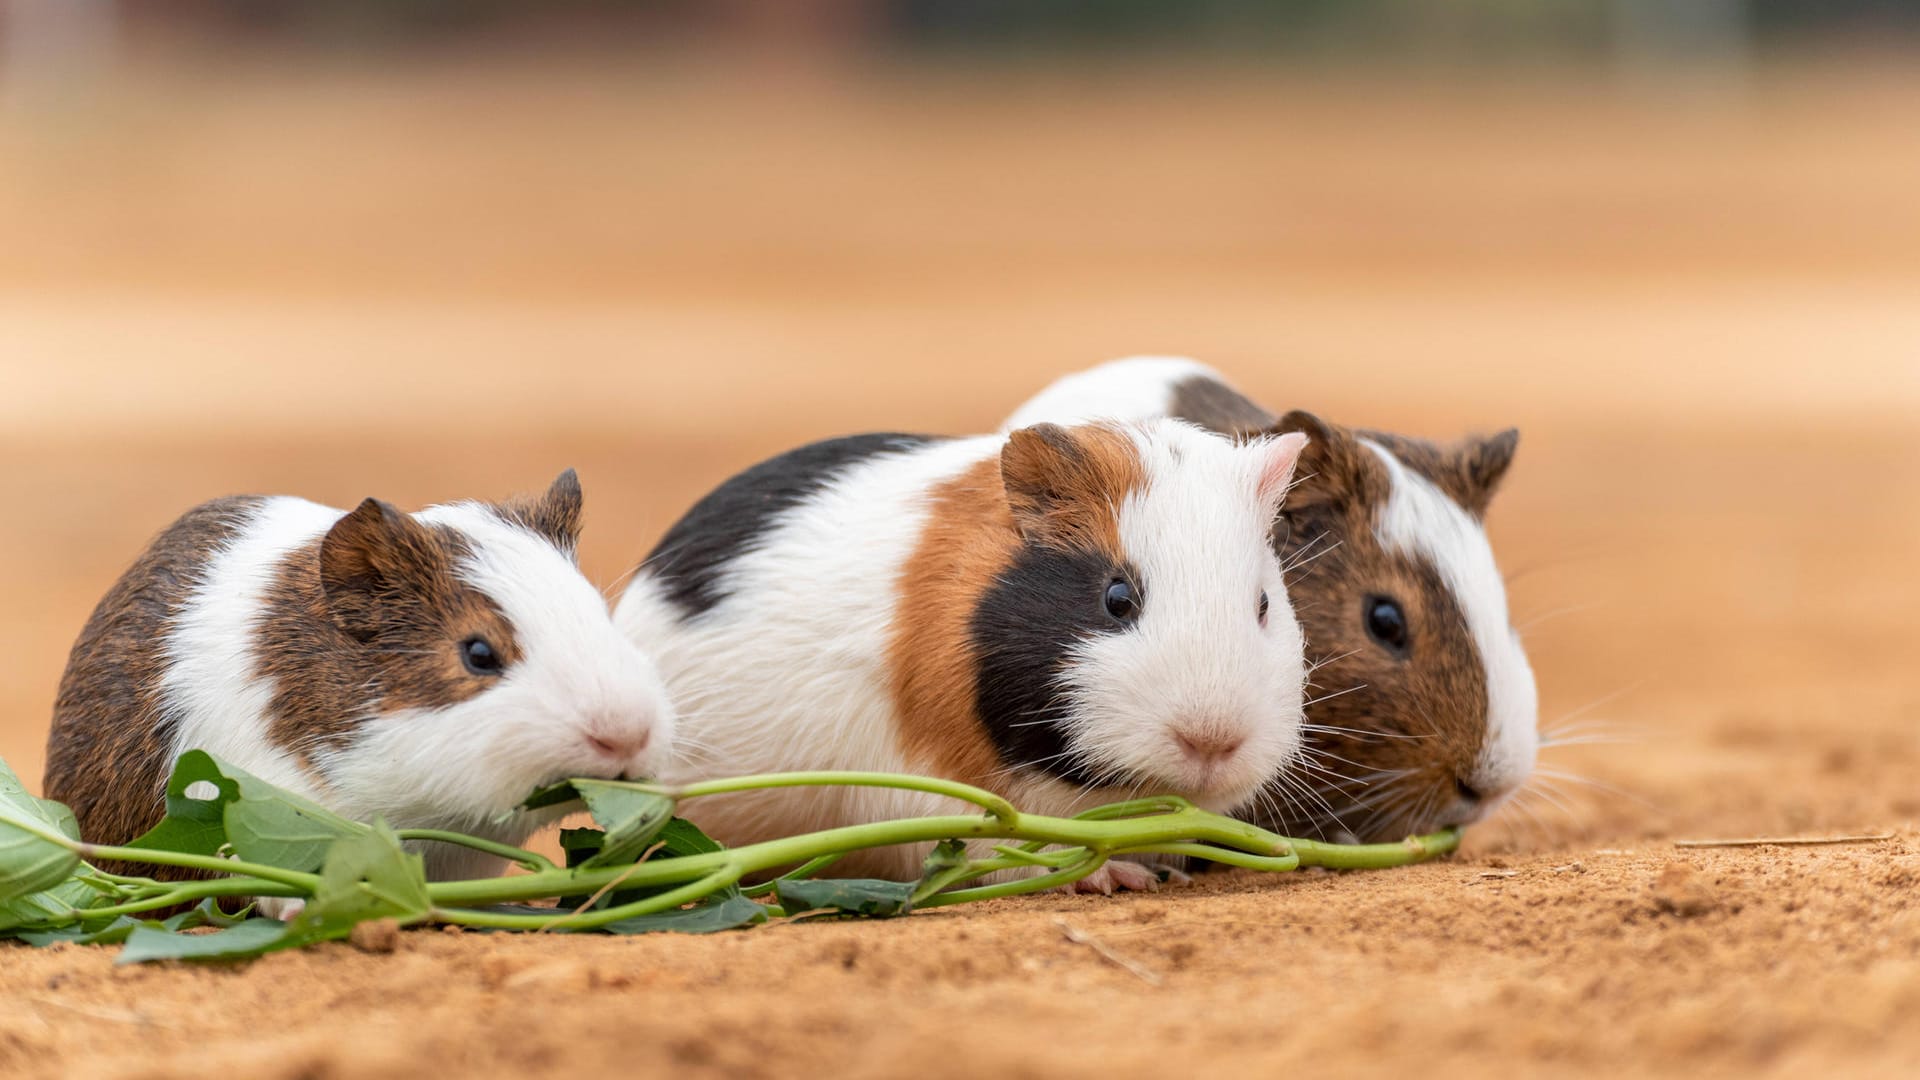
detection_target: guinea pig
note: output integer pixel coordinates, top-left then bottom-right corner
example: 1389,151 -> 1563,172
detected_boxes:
615,419 -> 1309,892
43,469 -> 674,884
1006,357 -> 1537,842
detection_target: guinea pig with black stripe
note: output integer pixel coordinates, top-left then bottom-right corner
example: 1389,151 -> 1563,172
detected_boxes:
1006,357 -> 1537,841
616,419 -> 1310,893
44,470 -> 674,885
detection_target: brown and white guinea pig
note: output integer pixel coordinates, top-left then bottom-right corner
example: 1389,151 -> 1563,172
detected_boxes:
615,419 -> 1309,891
43,470 -> 674,883
1006,357 -> 1537,842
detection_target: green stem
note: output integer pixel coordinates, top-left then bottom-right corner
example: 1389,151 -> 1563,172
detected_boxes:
741,853 -> 846,898
1287,828 -> 1461,868
432,868 -> 740,932
431,804 -> 1294,908
1123,843 -> 1300,872
395,829 -> 556,872
76,843 -> 321,892
625,771 -> 1021,823
60,879 -> 305,922
917,852 -> 1109,906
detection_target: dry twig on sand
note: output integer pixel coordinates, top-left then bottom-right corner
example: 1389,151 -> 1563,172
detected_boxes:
1054,918 -> 1163,987
1672,833 -> 1894,850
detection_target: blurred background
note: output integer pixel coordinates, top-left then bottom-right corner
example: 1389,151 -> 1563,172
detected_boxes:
1,1 -> 1916,845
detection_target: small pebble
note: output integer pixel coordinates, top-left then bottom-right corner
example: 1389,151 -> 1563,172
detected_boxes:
349,918 -> 401,954
1650,861 -> 1719,917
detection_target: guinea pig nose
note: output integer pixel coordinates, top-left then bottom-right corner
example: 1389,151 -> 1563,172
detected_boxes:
1454,776 -> 1484,804
585,728 -> 651,761
1173,729 -> 1245,766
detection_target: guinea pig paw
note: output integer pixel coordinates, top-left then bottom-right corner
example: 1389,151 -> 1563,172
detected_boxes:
1069,859 -> 1165,895
255,896 -> 306,922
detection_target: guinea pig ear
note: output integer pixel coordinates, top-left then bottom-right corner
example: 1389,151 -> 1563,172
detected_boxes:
518,468 -> 585,552
1268,410 -> 1383,512
1001,424 -> 1087,542
1455,428 -> 1519,518
1253,431 -> 1310,517
319,498 -> 438,639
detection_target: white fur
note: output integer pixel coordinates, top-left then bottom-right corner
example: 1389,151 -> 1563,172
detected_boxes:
163,498 -> 345,809
1002,357 -> 1219,431
1364,443 -> 1539,812
162,495 -> 674,881
615,421 -> 1307,879
617,438 -> 994,874
1056,425 -> 1306,812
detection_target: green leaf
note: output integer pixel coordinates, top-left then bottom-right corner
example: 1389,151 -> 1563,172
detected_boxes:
557,827 -> 606,867
599,895 -> 768,935
222,770 -> 369,872
14,897 -> 248,948
773,878 -> 916,918
0,873 -> 116,935
570,781 -> 675,869
17,918 -> 138,947
0,756 -> 84,905
919,839 -> 969,880
652,817 -> 725,858
519,779 -> 582,813
117,919 -> 290,964
123,750 -> 239,857
285,820 -> 430,944
124,751 -> 368,871
556,820 -> 732,910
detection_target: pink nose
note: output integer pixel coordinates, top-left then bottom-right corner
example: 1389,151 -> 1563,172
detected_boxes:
1173,729 -> 1244,767
585,729 -> 651,761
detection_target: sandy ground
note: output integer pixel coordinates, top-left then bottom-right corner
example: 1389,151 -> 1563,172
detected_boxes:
2,54 -> 1918,1078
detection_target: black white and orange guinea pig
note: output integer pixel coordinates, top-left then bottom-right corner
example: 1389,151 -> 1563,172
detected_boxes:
1005,357 -> 1538,842
615,419 -> 1310,893
43,469 -> 674,887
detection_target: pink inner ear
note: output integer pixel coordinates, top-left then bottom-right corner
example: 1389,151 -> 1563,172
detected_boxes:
1257,431 -> 1310,507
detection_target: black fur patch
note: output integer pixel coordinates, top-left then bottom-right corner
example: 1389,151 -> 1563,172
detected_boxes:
645,433 -> 942,618
969,543 -> 1135,784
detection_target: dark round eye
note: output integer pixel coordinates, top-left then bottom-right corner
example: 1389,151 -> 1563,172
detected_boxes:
1257,591 -> 1270,627
1364,596 -> 1410,654
1103,579 -> 1140,623
460,637 -> 504,676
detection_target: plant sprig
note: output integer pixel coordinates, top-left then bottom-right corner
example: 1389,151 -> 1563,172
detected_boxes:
0,752 -> 1459,963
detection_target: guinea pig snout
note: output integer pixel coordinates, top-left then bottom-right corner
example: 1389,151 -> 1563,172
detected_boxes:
1170,726 -> 1246,770
578,713 -> 657,774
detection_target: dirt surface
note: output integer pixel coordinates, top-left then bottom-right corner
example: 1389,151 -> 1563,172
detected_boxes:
3,56 -> 1918,1079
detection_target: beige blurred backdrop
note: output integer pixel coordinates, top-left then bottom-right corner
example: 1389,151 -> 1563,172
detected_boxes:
2,2 -> 1917,824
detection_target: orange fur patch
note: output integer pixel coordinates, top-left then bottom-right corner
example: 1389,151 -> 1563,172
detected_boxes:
888,425 -> 1144,793
1000,422 -> 1142,561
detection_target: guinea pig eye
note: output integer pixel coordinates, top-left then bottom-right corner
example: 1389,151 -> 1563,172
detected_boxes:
1257,591 -> 1270,627
1364,596 -> 1410,655
460,637 -> 504,676
1102,579 -> 1140,623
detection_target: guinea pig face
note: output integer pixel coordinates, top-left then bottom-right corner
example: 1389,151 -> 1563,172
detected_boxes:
1264,414 -> 1537,841
313,474 -> 674,834
978,422 -> 1307,814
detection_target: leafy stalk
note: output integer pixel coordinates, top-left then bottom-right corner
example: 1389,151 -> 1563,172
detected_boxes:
0,754 -> 1460,961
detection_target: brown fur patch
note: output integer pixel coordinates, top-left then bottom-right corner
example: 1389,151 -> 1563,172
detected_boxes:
43,497 -> 259,861
888,455 -> 1016,788
265,508 -> 521,759
491,468 -> 585,555
999,422 -> 1142,561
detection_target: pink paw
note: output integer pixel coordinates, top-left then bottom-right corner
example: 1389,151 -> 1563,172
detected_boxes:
1069,859 -> 1190,895
256,896 -> 306,922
